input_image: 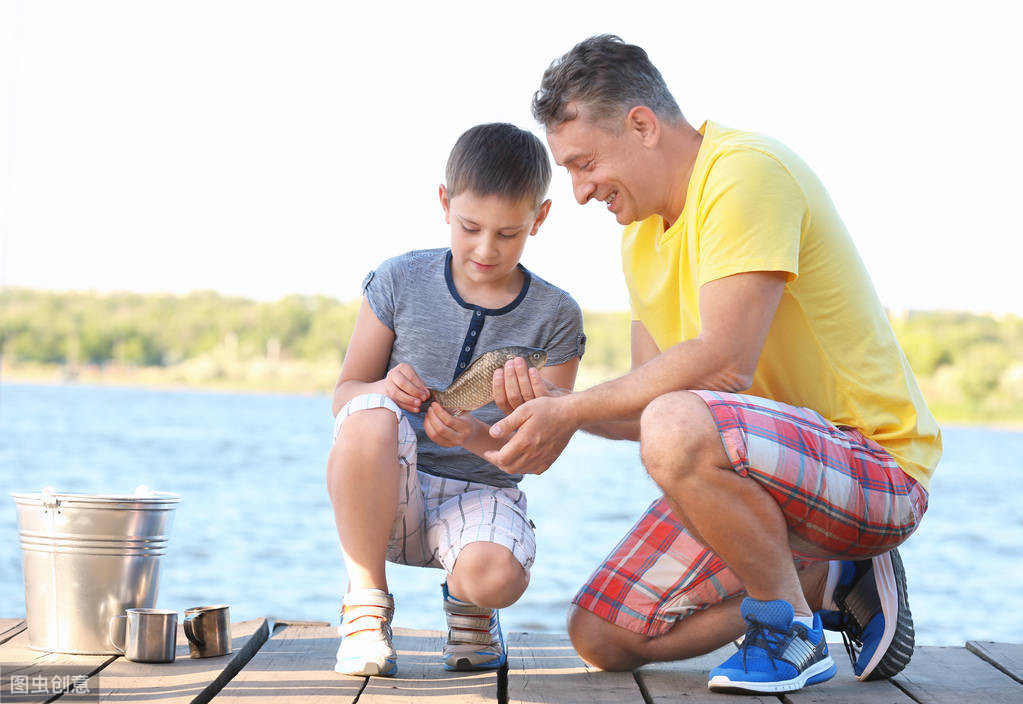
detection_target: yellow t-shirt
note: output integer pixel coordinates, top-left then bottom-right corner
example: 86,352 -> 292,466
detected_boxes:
622,121 -> 941,489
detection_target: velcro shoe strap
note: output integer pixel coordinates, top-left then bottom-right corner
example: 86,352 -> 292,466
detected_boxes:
446,612 -> 492,631
443,600 -> 492,617
342,604 -> 393,628
448,627 -> 494,646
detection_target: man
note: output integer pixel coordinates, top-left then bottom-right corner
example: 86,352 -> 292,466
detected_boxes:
483,35 -> 941,694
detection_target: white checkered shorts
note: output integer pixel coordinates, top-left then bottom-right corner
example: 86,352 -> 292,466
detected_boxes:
333,393 -> 536,572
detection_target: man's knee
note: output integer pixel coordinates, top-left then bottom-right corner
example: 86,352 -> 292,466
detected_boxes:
639,391 -> 719,480
567,606 -> 647,672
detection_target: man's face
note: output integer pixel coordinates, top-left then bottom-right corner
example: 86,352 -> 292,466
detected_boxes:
546,112 -> 656,226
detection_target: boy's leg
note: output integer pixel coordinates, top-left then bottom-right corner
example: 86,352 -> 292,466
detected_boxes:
423,477 -> 535,671
327,402 -> 402,592
327,393 -> 422,677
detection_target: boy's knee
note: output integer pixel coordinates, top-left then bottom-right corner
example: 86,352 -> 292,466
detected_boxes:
334,407 -> 398,448
451,543 -> 528,608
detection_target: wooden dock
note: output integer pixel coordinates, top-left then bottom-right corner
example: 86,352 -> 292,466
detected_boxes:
1,617 -> 1020,702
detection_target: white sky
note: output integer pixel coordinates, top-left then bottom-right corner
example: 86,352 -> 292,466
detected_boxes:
1,0 -> 1021,314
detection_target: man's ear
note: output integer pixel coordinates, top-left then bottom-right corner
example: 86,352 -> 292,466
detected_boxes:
626,106 -> 660,146
529,199 -> 552,235
439,184 -> 451,223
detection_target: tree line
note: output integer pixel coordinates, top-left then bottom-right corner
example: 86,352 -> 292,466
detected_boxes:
2,288 -> 1020,421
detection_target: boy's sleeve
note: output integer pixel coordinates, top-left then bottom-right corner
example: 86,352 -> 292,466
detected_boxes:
696,149 -> 807,286
362,256 -> 398,331
543,293 -> 586,367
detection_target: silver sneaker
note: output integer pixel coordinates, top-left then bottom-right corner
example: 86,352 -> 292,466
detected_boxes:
442,582 -> 506,671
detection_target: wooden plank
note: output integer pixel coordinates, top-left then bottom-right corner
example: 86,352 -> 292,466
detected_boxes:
0,628 -> 112,703
0,619 -> 27,646
95,617 -> 268,703
892,645 -> 1023,704
359,629 -> 497,703
505,631 -> 640,703
212,622 -> 365,703
784,642 -> 914,704
635,645 -> 778,703
967,641 -> 1023,684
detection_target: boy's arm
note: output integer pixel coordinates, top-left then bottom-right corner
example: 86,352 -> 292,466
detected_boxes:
332,297 -> 429,416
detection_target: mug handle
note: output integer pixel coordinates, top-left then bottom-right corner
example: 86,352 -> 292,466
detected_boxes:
184,611 -> 205,647
108,614 -> 127,654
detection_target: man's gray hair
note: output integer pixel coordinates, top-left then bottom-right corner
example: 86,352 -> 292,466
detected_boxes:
532,34 -> 683,131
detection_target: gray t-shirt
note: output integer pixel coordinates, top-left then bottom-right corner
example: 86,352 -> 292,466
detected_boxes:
363,247 -> 586,487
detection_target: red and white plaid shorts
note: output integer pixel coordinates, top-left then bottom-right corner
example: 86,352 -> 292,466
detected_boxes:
572,390 -> 929,637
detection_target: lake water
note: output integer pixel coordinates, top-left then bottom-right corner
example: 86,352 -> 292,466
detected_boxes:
1,382 -> 1020,646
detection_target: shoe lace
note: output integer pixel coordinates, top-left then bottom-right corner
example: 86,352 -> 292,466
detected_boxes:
741,617 -> 790,673
834,594 -> 865,668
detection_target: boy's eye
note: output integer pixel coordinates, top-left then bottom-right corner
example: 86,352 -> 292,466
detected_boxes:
462,225 -> 480,233
498,232 -> 519,239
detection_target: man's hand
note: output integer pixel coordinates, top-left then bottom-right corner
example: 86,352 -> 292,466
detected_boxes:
492,357 -> 553,414
483,395 -> 578,475
384,363 -> 430,413
424,403 -> 477,447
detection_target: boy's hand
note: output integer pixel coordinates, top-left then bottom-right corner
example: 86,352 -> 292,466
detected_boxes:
493,356 -> 554,414
385,363 -> 430,413
424,403 -> 476,448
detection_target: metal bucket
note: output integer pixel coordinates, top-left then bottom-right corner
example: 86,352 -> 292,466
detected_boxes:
11,488 -> 179,654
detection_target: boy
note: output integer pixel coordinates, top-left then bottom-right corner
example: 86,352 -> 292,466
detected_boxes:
326,123 -> 585,676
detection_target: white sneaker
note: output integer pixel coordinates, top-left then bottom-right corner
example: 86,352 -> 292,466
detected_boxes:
442,582 -> 506,671
335,588 -> 397,676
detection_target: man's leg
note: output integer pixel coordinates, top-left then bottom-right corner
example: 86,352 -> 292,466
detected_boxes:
567,558 -> 829,671
640,391 -> 813,615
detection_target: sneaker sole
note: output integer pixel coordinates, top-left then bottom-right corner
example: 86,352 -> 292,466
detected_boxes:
334,659 -> 397,677
859,549 -> 914,681
708,655 -> 837,694
443,651 -> 507,671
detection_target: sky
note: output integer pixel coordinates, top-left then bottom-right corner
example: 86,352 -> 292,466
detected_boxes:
1,0 -> 1021,314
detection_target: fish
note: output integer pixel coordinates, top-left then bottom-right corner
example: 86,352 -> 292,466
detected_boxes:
429,346 -> 547,413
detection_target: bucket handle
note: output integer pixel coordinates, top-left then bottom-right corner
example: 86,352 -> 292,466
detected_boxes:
108,615 -> 127,654
184,611 -> 205,647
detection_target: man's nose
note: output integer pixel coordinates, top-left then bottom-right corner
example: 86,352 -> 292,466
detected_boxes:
572,175 -> 595,205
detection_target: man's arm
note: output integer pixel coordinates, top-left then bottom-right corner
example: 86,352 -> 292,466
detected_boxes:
484,270 -> 787,474
574,320 -> 660,441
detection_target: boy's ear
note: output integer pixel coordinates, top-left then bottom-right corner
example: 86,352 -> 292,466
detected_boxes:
529,199 -> 552,236
626,106 -> 659,147
439,184 -> 451,223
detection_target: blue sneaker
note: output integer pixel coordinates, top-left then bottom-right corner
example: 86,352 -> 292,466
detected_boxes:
818,548 -> 914,681
708,598 -> 836,694
441,582 -> 506,671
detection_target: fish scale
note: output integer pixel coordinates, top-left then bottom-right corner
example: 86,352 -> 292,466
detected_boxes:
430,346 -> 547,412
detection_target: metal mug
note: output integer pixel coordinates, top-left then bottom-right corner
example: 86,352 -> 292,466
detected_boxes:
183,605 -> 232,658
108,608 -> 177,663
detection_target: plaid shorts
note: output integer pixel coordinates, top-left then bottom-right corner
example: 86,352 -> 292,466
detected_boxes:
573,390 -> 929,637
333,393 -> 535,572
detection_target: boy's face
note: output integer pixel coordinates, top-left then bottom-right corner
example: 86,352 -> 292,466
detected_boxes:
440,186 -> 551,291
